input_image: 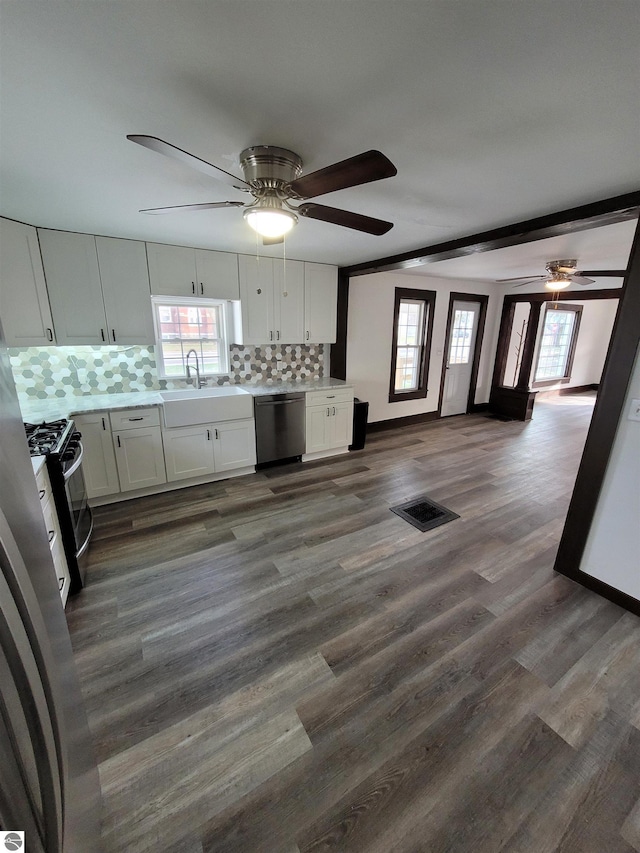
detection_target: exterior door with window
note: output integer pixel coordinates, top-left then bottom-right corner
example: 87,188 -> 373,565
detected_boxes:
441,301 -> 481,417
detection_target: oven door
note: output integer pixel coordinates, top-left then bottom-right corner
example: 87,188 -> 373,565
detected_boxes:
63,444 -> 92,557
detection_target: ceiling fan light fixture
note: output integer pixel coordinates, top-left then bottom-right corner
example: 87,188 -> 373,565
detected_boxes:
545,273 -> 571,290
243,196 -> 297,238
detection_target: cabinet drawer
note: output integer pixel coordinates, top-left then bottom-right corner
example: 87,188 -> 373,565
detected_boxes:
110,407 -> 160,431
305,388 -> 354,407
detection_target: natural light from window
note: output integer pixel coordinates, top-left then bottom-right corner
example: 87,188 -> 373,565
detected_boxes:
394,299 -> 425,392
152,298 -> 229,378
448,309 -> 474,364
534,308 -> 577,381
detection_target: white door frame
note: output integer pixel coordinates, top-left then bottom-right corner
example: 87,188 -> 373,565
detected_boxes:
438,292 -> 488,417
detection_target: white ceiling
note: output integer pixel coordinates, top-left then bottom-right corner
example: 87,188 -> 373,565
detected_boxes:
1,1 -> 639,271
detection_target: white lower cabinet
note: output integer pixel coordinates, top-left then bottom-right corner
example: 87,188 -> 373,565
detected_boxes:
213,420 -> 256,471
110,407 -> 167,492
164,425 -> 216,482
305,389 -> 354,455
36,464 -> 70,606
163,419 -> 256,482
74,413 -> 120,499
112,425 -> 166,492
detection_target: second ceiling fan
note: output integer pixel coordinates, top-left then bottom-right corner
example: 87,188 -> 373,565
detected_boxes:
499,259 -> 626,289
127,135 -> 397,244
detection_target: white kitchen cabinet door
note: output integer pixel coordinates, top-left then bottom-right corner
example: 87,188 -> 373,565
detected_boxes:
238,254 -> 275,343
195,249 -> 240,300
163,425 -> 216,482
0,218 -> 56,346
273,259 -> 304,343
146,243 -> 198,298
212,419 -> 257,471
305,406 -> 331,454
305,401 -> 353,453
113,426 -> 166,492
332,401 -> 354,447
95,237 -> 154,345
74,413 -> 120,499
304,262 -> 338,343
38,229 -> 108,345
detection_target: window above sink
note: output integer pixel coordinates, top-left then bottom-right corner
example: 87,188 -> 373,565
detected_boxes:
151,296 -> 231,379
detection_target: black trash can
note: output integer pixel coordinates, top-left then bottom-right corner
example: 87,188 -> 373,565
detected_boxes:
350,398 -> 369,451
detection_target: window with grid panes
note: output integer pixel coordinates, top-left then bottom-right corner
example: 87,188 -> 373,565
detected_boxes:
389,288 -> 436,403
533,304 -> 582,384
152,297 -> 230,378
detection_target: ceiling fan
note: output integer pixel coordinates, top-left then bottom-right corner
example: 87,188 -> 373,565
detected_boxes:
127,135 -> 397,244
498,259 -> 627,290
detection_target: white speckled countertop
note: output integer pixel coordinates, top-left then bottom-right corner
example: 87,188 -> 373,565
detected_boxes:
19,378 -> 352,423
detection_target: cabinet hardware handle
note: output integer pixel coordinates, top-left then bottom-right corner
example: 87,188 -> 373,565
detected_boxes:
215,428 -> 219,439
327,395 -> 335,399
58,577 -> 65,592
192,282 -> 195,294
206,429 -> 211,440
333,406 -> 336,416
48,530 -> 55,543
100,328 -> 106,341
276,330 -> 280,340
38,489 -> 46,501
269,331 -> 273,341
327,408 -> 330,417
200,282 -> 204,295
101,417 -> 106,430
128,417 -> 144,421
306,330 -> 309,341
46,328 -> 53,342
112,329 -> 116,342
117,435 -> 121,448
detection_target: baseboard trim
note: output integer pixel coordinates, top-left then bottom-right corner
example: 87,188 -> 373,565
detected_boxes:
368,411 -> 440,432
555,565 -> 640,617
538,383 -> 599,397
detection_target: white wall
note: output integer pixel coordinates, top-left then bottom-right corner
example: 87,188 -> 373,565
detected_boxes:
580,346 -> 640,599
346,272 -> 500,423
531,299 -> 619,390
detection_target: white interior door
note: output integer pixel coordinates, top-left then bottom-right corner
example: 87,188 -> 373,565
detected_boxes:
441,301 -> 481,417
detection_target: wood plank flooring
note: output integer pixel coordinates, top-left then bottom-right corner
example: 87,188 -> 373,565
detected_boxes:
66,393 -> 640,853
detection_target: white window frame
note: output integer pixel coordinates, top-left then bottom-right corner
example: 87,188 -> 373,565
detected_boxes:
151,296 -> 230,379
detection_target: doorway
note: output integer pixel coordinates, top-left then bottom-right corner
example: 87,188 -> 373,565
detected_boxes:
439,293 -> 488,417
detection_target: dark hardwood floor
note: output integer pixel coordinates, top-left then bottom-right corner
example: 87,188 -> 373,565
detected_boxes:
66,392 -> 640,853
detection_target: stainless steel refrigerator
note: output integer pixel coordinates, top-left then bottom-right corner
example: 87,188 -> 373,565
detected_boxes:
0,321 -> 101,851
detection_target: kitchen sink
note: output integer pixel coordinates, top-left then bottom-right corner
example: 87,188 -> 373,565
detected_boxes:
160,386 -> 253,427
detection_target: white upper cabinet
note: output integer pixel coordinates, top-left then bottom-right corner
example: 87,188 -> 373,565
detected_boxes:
273,258 -> 305,344
0,218 -> 56,346
39,230 -> 107,346
304,262 -> 338,343
38,229 -> 153,346
194,249 -> 240,300
95,237 -> 154,345
147,243 -> 240,300
238,255 -> 304,344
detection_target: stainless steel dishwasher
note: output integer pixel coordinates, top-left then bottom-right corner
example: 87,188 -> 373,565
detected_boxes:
254,392 -> 306,465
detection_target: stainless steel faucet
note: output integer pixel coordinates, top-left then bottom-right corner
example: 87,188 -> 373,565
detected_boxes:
185,349 -> 204,388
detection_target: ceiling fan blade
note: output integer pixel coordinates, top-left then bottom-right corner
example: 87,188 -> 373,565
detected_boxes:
570,275 -> 596,286
289,150 -> 397,200
496,275 -> 545,284
139,201 -> 245,215
579,269 -> 627,277
297,203 -> 393,235
127,135 -> 250,191
262,235 -> 284,246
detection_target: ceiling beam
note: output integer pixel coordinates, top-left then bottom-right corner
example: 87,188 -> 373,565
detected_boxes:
342,190 -> 640,277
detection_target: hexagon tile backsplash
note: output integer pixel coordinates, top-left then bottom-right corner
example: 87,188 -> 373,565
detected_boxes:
9,344 -> 324,400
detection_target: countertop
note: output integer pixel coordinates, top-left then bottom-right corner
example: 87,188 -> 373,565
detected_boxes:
19,378 -> 353,423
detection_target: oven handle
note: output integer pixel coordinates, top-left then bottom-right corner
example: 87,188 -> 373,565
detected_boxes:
76,506 -> 94,559
63,443 -> 84,481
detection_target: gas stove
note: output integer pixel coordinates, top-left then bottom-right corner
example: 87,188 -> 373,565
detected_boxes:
25,419 -> 81,468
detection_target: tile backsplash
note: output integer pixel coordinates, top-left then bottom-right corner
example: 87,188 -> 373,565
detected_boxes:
9,344 -> 324,400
